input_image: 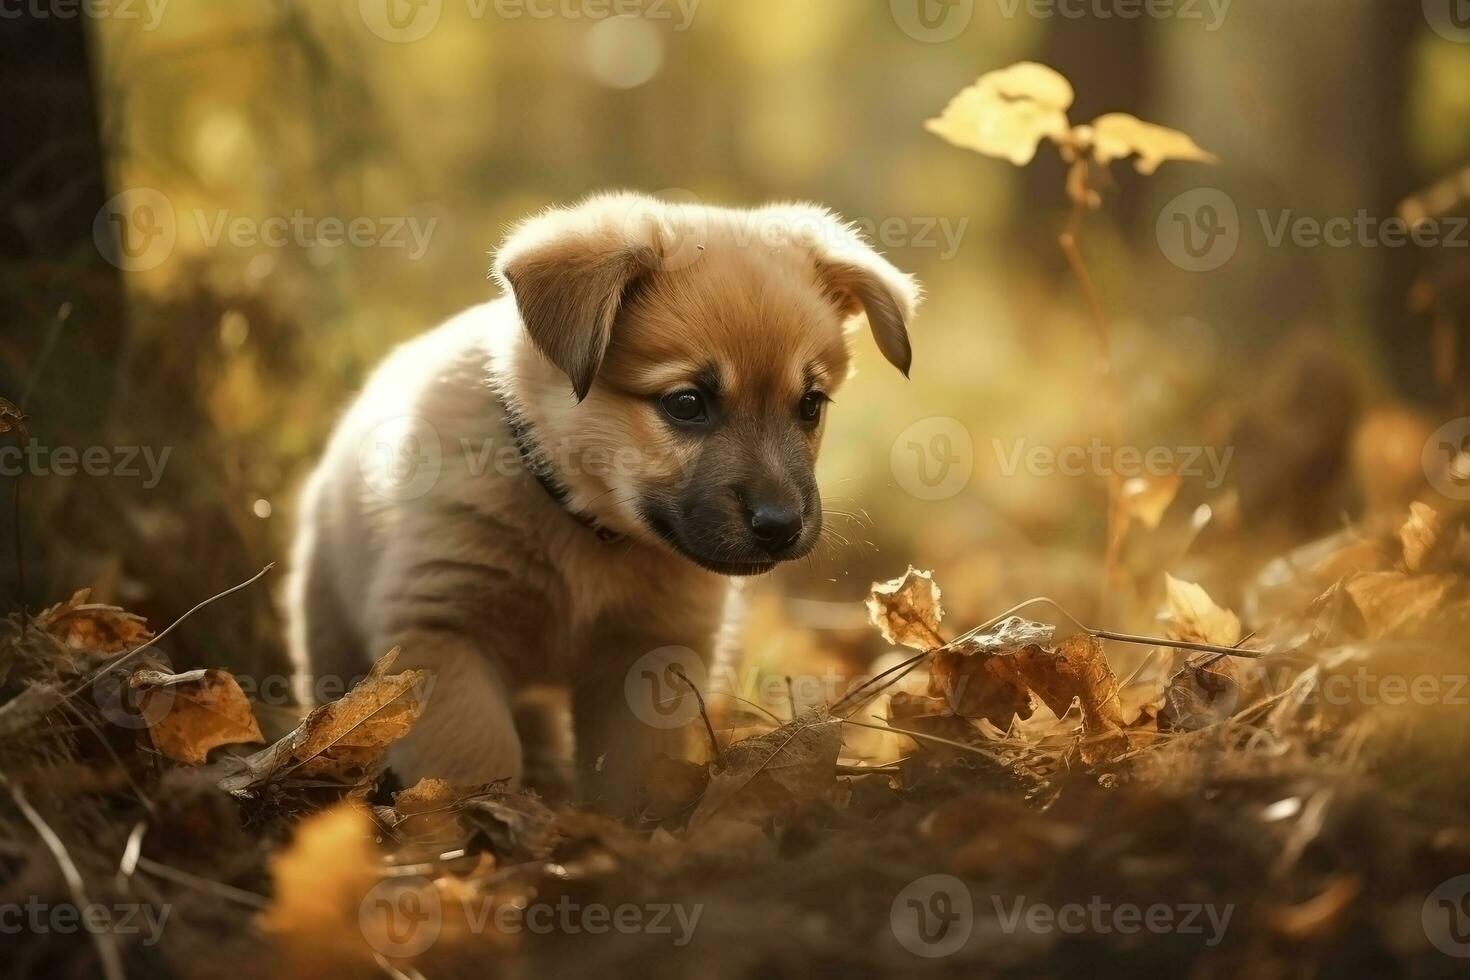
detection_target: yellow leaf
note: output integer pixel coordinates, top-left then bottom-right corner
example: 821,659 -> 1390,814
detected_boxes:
1162,574 -> 1241,646
1090,112 -> 1217,174
1344,571 -> 1455,639
132,668 -> 264,765
220,647 -> 428,792
1119,473 -> 1183,530
925,62 -> 1074,166
1398,502 -> 1444,573
865,566 -> 944,650
260,806 -> 380,973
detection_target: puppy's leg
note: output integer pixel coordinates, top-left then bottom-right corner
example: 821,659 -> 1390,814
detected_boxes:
380,631 -> 524,786
571,626 -> 711,811
369,552 -> 557,787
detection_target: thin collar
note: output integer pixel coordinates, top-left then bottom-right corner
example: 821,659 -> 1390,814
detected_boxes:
500,396 -> 626,544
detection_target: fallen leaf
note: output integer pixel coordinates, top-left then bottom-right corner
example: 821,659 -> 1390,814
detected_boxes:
261,806 -> 382,974
925,62 -> 1074,166
952,616 -> 1055,657
1162,574 -> 1242,646
887,691 -> 981,755
641,755 -> 710,820
1398,502 -> 1445,573
1158,654 -> 1240,733
1119,473 -> 1183,530
0,396 -> 26,438
219,647 -> 427,793
690,711 -> 842,828
132,668 -> 264,765
866,566 -> 945,651
1014,634 -> 1129,763
1344,572 -> 1456,639
928,648 -> 1035,727
36,589 -> 152,655
1088,112 -> 1217,174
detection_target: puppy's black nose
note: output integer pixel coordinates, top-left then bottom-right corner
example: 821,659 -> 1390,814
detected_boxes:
748,502 -> 802,552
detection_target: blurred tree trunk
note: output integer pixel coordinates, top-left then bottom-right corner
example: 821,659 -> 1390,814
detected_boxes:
1147,1 -> 1421,385
0,15 -> 122,613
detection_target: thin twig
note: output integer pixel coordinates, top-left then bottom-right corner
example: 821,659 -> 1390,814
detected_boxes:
671,664 -> 723,768
0,773 -> 126,980
62,564 -> 275,704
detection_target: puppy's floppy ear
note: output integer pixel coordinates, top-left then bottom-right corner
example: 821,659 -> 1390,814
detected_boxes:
493,198 -> 655,401
777,206 -> 921,376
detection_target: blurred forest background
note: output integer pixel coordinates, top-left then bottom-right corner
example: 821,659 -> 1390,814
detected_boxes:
2,0 -> 1467,692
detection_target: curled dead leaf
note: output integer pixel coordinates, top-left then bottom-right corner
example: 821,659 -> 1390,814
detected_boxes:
37,588 -> 152,655
1162,574 -> 1242,646
866,566 -> 945,651
1014,634 -> 1129,764
1398,502 -> 1446,573
132,667 -> 264,765
952,616 -> 1055,658
928,648 -> 1035,727
690,711 -> 842,829
220,647 -> 427,794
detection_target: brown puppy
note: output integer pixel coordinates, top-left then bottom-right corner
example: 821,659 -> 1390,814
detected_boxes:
286,192 -> 919,799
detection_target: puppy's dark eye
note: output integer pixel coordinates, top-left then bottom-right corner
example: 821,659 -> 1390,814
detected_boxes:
798,391 -> 827,424
660,389 -> 708,424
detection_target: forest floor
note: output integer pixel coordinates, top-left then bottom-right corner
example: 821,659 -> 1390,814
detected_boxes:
3,494 -> 1470,979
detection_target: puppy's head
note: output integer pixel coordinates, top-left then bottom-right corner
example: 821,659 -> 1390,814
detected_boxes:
494,193 -> 919,575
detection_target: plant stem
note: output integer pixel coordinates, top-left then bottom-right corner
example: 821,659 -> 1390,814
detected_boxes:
1058,201 -> 1126,615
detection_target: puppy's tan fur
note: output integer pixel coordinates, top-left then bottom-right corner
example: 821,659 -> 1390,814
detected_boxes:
287,193 -> 919,798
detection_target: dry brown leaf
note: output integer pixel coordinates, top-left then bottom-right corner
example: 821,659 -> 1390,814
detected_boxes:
1162,574 -> 1242,646
0,396 -> 26,438
1399,502 -> 1445,573
952,616 -> 1055,657
1014,634 -> 1129,763
132,668 -> 264,765
36,589 -> 152,655
690,712 -> 842,828
925,62 -> 1074,166
1158,654 -> 1240,733
928,648 -> 1035,727
1119,473 -> 1182,530
887,691 -> 982,755
641,755 -> 710,820
219,647 -> 427,793
1344,572 -> 1456,639
1088,112 -> 1217,174
866,566 -> 944,651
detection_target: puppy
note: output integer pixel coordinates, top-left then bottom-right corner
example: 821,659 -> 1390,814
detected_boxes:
286,192 -> 919,799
